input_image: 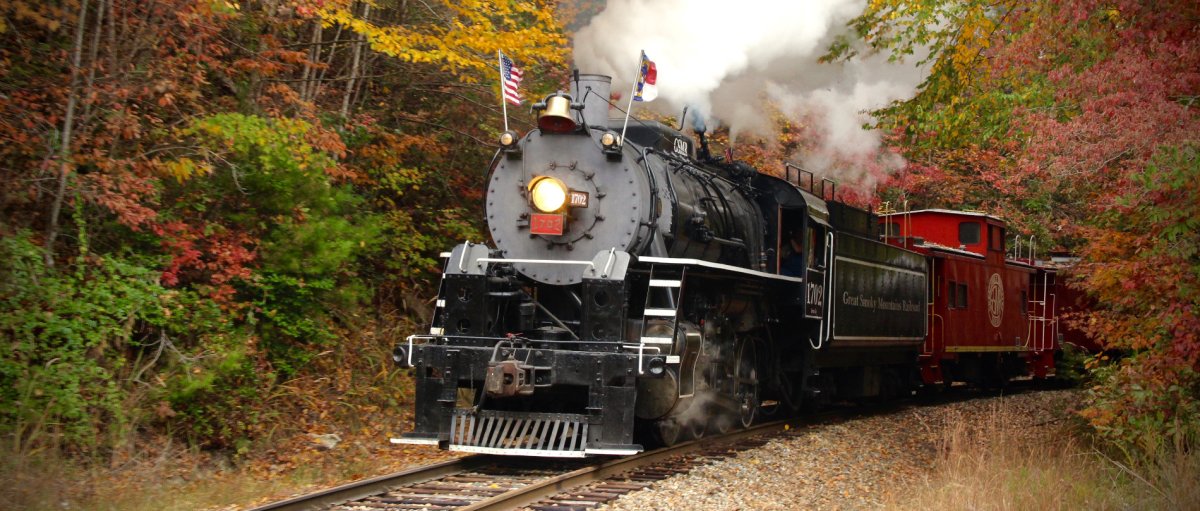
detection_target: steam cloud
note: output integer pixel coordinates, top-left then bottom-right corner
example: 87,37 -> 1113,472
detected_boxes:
572,0 -> 929,184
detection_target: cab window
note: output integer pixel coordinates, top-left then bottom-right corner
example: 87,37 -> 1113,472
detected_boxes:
989,225 -> 1004,252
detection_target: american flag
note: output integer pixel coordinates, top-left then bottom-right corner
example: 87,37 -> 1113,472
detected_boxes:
500,53 -> 523,105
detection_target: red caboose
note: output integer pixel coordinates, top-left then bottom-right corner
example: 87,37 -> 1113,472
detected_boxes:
879,209 -> 1059,387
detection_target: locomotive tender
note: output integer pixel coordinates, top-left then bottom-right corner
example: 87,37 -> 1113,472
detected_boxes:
392,73 -> 1058,457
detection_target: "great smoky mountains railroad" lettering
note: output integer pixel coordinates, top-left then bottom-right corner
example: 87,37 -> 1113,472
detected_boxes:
841,292 -> 923,313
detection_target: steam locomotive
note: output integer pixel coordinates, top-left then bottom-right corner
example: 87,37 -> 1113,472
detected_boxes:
392,73 -> 1064,457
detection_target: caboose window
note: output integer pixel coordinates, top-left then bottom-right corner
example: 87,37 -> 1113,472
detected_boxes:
958,222 -> 981,245
989,225 -> 1004,252
949,281 -> 968,309
883,222 -> 901,237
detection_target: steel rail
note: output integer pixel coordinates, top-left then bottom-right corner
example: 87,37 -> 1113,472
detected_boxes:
248,420 -> 788,511
249,381 -> 1044,510
459,419 -> 790,511
247,455 -> 484,511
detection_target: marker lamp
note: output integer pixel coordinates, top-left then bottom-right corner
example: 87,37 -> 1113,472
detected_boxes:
601,132 -> 620,149
499,130 -> 518,147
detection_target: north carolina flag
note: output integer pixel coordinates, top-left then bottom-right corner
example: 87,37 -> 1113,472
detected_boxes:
634,51 -> 657,102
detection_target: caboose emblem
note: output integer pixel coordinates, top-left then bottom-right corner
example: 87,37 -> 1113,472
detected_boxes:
987,272 -> 1004,327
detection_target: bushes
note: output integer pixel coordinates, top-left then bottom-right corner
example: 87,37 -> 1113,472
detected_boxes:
164,113 -> 383,380
0,231 -> 262,452
0,232 -> 129,451
0,111 -> 439,454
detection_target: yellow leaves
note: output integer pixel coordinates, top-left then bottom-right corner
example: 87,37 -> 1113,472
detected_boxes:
946,3 -> 998,87
5,0 -> 64,32
164,157 -> 213,183
316,0 -> 566,83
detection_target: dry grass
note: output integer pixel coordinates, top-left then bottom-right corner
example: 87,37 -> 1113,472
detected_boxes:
0,441 -> 284,511
0,316 -> 464,511
887,400 -> 1200,511
0,429 -> 456,511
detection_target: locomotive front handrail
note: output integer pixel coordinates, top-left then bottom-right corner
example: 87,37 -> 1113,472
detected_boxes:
403,334 -> 438,367
440,336 -> 627,346
602,247 -> 617,278
475,257 -> 596,269
632,343 -> 663,375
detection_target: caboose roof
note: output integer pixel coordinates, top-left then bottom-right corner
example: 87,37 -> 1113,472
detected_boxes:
878,209 -> 1004,223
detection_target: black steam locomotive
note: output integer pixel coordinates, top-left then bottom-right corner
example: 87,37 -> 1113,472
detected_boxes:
392,74 -> 926,457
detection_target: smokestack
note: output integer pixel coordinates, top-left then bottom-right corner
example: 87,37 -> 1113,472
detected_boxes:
570,74 -> 612,128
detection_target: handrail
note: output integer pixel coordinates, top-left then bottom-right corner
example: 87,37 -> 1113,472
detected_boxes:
475,257 -> 596,268
812,231 -> 835,350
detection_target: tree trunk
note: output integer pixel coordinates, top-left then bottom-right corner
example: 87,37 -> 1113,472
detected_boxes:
81,0 -> 106,125
340,1 -> 369,119
45,0 -> 91,267
299,21 -> 321,102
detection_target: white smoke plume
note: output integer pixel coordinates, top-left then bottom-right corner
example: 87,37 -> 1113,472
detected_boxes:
572,0 -> 929,185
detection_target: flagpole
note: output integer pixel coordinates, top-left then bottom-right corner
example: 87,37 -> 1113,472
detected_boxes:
619,50 -> 644,148
498,50 -> 509,132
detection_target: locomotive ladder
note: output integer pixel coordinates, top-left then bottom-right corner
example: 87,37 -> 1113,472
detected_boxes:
638,264 -> 686,365
428,250 -> 455,336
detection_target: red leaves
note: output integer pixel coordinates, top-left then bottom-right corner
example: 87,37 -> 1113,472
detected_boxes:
159,220 -> 257,305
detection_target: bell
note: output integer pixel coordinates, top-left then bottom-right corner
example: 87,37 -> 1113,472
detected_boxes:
538,94 -> 577,133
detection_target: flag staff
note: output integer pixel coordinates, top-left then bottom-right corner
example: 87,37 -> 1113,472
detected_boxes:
498,50 -> 509,132
619,50 -> 645,148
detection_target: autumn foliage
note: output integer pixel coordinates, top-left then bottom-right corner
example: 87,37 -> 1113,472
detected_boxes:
847,0 -> 1200,454
0,0 -> 566,456
0,0 -> 1195,481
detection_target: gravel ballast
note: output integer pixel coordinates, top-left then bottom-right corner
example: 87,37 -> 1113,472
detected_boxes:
598,389 -> 1079,511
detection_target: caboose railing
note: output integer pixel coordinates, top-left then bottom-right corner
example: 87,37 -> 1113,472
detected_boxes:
1026,271 -> 1058,351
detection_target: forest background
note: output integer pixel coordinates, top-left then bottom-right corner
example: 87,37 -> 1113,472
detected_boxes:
0,0 -> 1196,509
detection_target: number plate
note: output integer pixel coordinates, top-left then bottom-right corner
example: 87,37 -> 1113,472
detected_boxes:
530,213 -> 565,235
567,190 -> 589,208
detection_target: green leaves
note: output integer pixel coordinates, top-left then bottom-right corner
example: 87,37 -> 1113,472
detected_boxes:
166,113 -> 383,378
0,231 -> 237,451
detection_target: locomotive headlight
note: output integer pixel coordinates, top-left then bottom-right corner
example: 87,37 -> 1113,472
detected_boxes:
529,176 -> 568,213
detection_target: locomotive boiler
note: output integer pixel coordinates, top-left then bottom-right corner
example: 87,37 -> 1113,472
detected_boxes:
393,73 -> 929,457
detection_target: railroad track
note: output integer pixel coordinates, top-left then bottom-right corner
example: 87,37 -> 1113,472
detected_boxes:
250,384 -> 1043,511
249,420 -> 791,511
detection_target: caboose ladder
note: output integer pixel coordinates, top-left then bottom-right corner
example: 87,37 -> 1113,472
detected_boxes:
1026,271 -> 1057,352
